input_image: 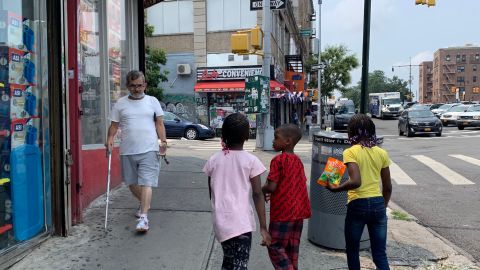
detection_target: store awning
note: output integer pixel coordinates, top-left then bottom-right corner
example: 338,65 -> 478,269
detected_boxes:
194,80 -> 287,93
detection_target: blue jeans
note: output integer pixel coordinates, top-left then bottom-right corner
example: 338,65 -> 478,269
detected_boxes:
345,197 -> 390,270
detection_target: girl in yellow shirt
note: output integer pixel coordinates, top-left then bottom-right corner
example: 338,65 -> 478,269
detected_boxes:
327,114 -> 392,270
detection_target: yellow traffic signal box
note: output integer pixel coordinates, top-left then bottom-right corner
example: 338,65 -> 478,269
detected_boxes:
250,26 -> 263,50
231,33 -> 250,54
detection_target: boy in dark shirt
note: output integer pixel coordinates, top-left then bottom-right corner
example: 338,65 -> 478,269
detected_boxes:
262,124 -> 311,270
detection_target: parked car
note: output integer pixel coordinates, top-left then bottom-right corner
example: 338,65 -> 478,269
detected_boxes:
403,101 -> 417,110
398,109 -> 442,137
163,111 -> 215,140
431,103 -> 461,118
440,105 -> 470,126
456,104 -> 480,130
429,103 -> 444,110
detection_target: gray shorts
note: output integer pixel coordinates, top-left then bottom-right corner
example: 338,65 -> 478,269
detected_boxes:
120,151 -> 161,187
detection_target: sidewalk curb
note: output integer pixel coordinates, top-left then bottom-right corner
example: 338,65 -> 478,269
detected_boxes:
200,229 -> 215,270
389,201 -> 479,266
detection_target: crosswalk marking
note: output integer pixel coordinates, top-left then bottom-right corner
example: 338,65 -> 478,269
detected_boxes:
411,155 -> 475,185
390,161 -> 417,185
449,155 -> 480,167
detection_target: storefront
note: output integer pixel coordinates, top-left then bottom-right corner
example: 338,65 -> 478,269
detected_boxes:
0,0 -> 54,264
194,65 -> 288,134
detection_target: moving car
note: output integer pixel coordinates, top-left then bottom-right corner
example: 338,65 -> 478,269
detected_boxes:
440,105 -> 470,126
163,111 -> 215,140
456,104 -> 480,130
431,103 -> 460,118
410,103 -> 431,110
333,99 -> 356,131
398,109 -> 442,137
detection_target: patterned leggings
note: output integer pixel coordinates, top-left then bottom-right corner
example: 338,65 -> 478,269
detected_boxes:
221,232 -> 252,270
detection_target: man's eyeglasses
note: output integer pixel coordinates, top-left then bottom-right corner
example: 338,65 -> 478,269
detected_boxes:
128,83 -> 145,89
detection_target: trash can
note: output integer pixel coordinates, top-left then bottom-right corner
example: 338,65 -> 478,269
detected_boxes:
308,131 -> 383,249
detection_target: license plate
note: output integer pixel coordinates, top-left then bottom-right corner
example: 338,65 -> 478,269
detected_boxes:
343,124 -> 348,126
464,121 -> 469,125
424,128 -> 431,132
442,119 -> 447,122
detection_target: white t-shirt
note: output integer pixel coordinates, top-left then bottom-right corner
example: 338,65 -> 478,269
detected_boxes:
110,95 -> 164,155
305,115 -> 313,125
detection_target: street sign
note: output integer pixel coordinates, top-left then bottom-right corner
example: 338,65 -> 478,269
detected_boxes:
250,0 -> 286,10
299,29 -> 313,37
311,62 -> 326,71
244,75 -> 270,114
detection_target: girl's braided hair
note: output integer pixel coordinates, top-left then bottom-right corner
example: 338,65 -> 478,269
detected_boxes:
347,114 -> 378,148
222,113 -> 250,149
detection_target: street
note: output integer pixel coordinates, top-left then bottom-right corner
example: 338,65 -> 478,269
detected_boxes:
374,118 -> 480,262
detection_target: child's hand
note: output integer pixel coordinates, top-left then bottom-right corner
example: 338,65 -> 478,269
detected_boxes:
260,228 -> 272,246
264,192 -> 271,203
325,181 -> 336,191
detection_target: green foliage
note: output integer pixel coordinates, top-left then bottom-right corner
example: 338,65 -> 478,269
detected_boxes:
143,22 -> 168,102
320,45 -> 360,96
391,210 -> 412,221
341,70 -> 412,108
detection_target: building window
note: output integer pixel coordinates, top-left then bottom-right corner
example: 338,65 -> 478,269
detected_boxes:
474,65 -> 478,71
242,55 -> 249,60
474,76 -> 477,83
207,0 -> 256,31
146,0 -> 194,35
456,54 -> 460,62
476,54 -> 480,60
445,55 -> 450,61
462,55 -> 466,62
228,55 -> 234,61
457,66 -> 465,72
457,76 -> 465,83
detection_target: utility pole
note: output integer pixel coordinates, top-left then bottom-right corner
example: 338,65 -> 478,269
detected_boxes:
359,0 -> 371,114
262,0 -> 274,150
317,0 -> 322,128
392,59 -> 422,102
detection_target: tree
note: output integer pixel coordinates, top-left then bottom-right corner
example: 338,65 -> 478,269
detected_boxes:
320,45 -> 359,96
144,22 -> 168,101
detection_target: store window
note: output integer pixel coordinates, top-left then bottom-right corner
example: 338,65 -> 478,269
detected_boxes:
0,0 -> 51,251
79,0 -> 137,147
79,0 -> 105,145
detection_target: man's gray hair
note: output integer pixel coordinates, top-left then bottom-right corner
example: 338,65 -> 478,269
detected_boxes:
126,70 -> 145,86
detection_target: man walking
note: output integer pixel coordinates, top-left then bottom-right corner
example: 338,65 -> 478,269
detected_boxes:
106,70 -> 167,232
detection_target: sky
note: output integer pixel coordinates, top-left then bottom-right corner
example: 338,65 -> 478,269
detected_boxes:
314,0 -> 480,101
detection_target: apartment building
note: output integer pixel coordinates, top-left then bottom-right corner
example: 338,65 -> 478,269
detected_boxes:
145,0 -> 314,128
429,45 -> 480,103
418,61 -> 433,103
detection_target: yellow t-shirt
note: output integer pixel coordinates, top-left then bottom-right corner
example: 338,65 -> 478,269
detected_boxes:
343,145 -> 391,203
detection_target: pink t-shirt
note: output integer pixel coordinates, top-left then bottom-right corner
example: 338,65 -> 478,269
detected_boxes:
203,150 -> 266,242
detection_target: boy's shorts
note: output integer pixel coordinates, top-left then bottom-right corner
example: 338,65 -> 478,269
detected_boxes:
120,151 -> 160,187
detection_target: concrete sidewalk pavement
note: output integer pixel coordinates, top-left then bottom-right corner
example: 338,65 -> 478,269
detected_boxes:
9,147 -> 479,270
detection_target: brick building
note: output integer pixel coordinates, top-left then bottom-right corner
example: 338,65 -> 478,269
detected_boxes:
419,61 -> 433,103
426,45 -> 480,103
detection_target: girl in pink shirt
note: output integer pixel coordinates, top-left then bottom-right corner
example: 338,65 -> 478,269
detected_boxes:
203,113 -> 271,269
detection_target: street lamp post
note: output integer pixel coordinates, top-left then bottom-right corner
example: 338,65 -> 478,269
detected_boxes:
262,0 -> 274,150
359,0 -> 372,114
317,0 -> 322,127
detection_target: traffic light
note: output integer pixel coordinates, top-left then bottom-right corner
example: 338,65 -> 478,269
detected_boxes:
415,0 -> 435,7
231,26 -> 263,55
231,33 -> 250,54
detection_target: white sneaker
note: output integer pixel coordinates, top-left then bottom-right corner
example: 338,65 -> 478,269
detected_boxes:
136,217 -> 149,232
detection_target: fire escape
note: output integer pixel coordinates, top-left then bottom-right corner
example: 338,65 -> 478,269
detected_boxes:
284,55 -> 304,91
442,63 -> 456,102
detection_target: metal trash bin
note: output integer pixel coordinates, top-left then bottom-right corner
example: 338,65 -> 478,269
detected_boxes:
308,131 -> 383,249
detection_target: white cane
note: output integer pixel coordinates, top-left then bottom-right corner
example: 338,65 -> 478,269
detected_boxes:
104,151 -> 112,231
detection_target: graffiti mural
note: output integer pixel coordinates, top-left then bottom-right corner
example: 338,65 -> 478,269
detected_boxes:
162,94 -> 196,121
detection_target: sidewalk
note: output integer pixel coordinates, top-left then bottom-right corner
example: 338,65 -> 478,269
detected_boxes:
10,147 -> 479,270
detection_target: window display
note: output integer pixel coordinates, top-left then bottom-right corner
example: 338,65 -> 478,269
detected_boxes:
0,0 -> 50,250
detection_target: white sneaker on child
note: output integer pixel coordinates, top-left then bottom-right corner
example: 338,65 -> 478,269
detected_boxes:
136,216 -> 149,232
135,206 -> 141,218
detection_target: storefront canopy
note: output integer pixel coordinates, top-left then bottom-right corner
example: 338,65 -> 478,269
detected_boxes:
194,80 -> 287,93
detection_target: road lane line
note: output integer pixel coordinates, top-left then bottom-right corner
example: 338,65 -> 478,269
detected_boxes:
389,161 -> 417,185
449,155 -> 480,167
411,155 -> 475,185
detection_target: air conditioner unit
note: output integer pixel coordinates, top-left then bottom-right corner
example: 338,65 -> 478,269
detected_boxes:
177,64 -> 191,75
